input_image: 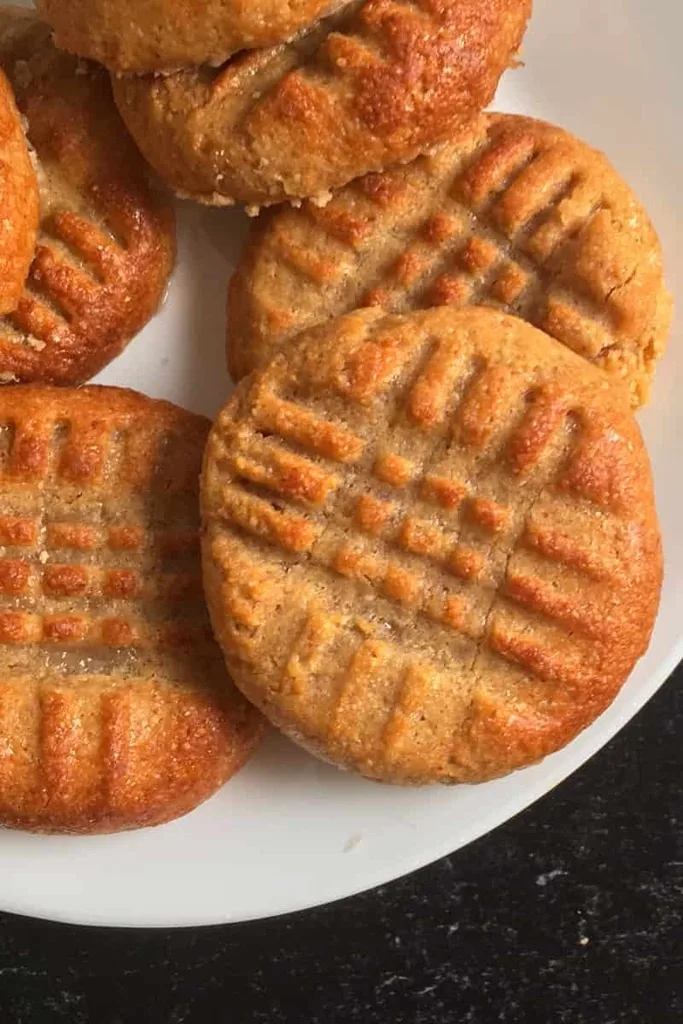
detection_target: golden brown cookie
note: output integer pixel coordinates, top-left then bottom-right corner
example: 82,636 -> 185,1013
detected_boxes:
36,0 -> 335,73
202,306 -> 661,785
0,385 -> 265,834
228,113 -> 671,406
112,0 -> 531,206
0,7 -> 175,385
0,66 -> 38,314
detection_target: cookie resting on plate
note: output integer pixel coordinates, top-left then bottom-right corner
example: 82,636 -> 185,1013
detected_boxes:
0,6 -> 176,386
228,113 -> 671,406
202,306 -> 661,785
0,386 -> 265,834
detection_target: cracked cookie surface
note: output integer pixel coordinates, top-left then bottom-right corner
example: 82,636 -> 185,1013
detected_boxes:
228,113 -> 671,406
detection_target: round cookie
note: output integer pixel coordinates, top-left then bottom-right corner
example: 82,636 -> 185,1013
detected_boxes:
0,67 -> 38,314
228,113 -> 671,406
203,306 -> 661,785
36,0 -> 334,73
0,385 -> 265,834
112,0 -> 531,207
0,7 -> 176,385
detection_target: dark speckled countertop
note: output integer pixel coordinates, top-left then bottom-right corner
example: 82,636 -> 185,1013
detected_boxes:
0,667 -> 680,1023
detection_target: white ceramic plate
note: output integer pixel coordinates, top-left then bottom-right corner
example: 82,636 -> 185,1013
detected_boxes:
1,0 -> 681,928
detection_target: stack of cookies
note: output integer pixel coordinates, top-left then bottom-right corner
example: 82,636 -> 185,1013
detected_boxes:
0,1 -> 670,834
40,0 -> 532,207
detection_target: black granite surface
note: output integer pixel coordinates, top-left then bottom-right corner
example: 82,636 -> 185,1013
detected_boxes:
0,666 -> 680,1023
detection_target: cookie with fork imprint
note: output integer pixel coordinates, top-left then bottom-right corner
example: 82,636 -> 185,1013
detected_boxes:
112,0 -> 531,206
37,0 -> 336,73
0,66 -> 38,314
228,113 -> 671,406
202,306 -> 661,785
0,7 -> 175,385
0,385 -> 265,834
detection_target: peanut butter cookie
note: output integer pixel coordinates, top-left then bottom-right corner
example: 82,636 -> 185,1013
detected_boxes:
37,0 -> 335,73
0,66 -> 38,314
203,306 -> 661,784
228,113 -> 671,406
0,7 -> 175,385
113,0 -> 531,206
0,385 -> 265,833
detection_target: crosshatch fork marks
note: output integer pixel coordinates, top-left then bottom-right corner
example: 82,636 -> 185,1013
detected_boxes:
269,132 -> 611,342
0,388 -> 218,676
206,305 -> 663,782
206,306 -> 662,781
0,14 -> 175,385
229,113 -> 671,406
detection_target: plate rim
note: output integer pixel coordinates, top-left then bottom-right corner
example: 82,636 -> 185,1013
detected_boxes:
0,0 -> 681,930
1,641 -> 680,929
